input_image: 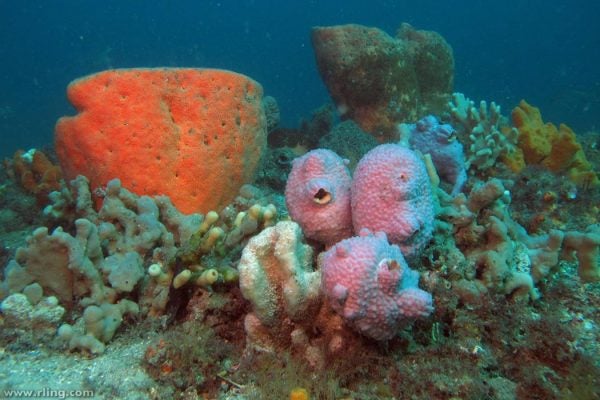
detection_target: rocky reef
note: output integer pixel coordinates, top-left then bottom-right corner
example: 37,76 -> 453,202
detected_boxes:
0,22 -> 599,400
312,23 -> 454,141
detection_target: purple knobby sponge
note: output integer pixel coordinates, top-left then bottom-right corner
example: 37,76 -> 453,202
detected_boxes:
285,149 -> 353,245
351,144 -> 434,258
320,230 -> 433,340
405,115 -> 467,196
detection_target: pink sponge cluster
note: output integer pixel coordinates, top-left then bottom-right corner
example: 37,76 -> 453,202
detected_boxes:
320,230 -> 433,340
286,144 -> 434,258
285,144 -> 435,340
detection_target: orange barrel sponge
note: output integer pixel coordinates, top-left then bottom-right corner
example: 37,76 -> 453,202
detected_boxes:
55,68 -> 267,214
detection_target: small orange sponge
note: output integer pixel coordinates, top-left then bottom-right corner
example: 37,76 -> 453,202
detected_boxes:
55,68 -> 267,214
11,149 -> 63,206
289,387 -> 310,400
512,100 -> 598,187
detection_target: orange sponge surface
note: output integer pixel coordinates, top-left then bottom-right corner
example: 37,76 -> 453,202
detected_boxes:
55,68 -> 267,214
512,100 -> 598,187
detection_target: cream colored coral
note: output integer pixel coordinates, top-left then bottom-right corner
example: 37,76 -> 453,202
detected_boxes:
238,221 -> 321,326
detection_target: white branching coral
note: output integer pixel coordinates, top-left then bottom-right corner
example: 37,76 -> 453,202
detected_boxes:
448,92 -> 519,172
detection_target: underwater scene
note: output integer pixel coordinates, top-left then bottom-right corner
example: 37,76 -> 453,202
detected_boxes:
0,1 -> 599,399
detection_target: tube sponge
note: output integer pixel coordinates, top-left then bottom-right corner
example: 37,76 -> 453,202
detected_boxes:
320,230 -> 433,340
351,144 -> 435,259
285,149 -> 353,246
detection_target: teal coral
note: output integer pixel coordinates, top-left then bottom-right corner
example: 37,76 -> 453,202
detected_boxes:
448,92 -> 521,173
434,178 -> 600,307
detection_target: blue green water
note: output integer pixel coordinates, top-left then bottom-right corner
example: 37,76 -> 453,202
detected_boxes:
1,0 -> 598,157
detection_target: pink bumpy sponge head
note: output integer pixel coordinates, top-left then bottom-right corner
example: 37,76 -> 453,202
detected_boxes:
351,144 -> 434,259
285,149 -> 353,246
320,229 -> 433,341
